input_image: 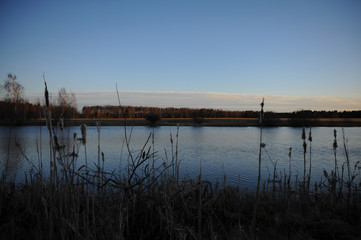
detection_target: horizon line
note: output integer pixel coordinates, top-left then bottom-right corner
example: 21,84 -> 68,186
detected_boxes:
25,89 -> 361,113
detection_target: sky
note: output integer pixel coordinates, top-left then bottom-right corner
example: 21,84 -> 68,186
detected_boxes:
0,0 -> 360,112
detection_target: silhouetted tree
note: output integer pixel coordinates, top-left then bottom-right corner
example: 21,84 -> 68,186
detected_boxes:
0,73 -> 25,122
0,73 -> 24,104
56,88 -> 77,119
145,112 -> 161,125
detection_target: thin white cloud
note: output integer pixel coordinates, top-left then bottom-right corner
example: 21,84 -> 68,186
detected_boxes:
26,90 -> 361,112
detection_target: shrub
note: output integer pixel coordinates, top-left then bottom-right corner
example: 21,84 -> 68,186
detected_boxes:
145,112 -> 161,125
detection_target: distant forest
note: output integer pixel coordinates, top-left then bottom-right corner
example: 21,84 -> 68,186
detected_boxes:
81,105 -> 361,119
2,74 -> 360,123
1,101 -> 361,122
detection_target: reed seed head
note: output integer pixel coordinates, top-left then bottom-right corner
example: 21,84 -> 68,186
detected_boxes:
302,127 -> 306,140
303,141 -> 307,153
323,170 -> 328,178
333,129 -> 338,150
333,139 -> 338,150
80,123 -> 87,144
44,82 -> 49,107
259,98 -> 264,124
308,127 -> 312,142
54,136 -> 59,147
58,118 -> 64,131
288,147 -> 292,158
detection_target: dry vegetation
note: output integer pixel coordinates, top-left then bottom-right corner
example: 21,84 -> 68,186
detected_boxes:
1,86 -> 360,239
1,122 -> 361,239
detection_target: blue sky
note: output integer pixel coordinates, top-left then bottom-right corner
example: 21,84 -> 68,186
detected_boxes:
0,0 -> 360,111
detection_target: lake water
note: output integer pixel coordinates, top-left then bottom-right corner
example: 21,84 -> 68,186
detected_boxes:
1,125 -> 360,189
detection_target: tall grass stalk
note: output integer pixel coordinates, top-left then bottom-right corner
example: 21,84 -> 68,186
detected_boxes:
307,127 -> 312,193
43,78 -> 55,187
1,123 -> 361,239
97,120 -> 101,192
250,98 -> 264,240
342,127 -> 353,210
2,127 -> 12,181
198,158 -> 202,240
342,128 -> 351,184
333,129 -> 338,177
302,127 -> 307,186
288,147 -> 292,184
2,93 -> 361,239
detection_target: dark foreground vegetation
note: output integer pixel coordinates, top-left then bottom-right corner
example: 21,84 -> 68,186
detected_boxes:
1,76 -> 361,239
1,122 -> 361,239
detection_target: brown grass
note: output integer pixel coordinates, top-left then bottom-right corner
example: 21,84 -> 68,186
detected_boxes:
1,122 -> 361,239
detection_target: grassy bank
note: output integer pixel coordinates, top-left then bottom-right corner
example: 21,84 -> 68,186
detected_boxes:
2,117 -> 361,127
2,172 -> 361,239
1,122 -> 361,239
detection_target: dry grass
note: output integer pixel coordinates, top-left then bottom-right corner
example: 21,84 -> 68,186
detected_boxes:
1,122 -> 361,240
0,87 -> 360,239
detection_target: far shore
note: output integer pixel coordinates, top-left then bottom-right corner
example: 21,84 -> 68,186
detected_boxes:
2,118 -> 361,127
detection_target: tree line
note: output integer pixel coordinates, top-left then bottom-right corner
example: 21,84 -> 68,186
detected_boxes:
0,73 -> 79,123
1,73 -> 361,124
81,106 -> 361,119
81,105 -> 260,119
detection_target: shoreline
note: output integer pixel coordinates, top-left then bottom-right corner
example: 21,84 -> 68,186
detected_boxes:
2,117 -> 361,127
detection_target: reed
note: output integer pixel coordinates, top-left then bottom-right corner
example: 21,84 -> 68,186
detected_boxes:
302,126 -> 307,185
307,127 -> 312,193
1,127 -> 361,239
1,95 -> 360,239
250,98 -> 264,240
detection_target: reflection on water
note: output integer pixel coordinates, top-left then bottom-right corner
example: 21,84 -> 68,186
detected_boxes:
0,128 -> 29,179
1,126 -> 360,189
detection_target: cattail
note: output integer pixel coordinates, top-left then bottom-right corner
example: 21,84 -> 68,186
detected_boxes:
333,129 -> 338,177
302,127 -> 306,141
333,139 -> 338,149
302,127 -> 307,183
303,141 -> 307,153
288,147 -> 292,159
81,123 -> 87,144
288,147 -> 292,180
43,80 -> 51,132
142,151 -> 146,159
58,118 -> 64,131
44,81 -> 49,107
323,170 -> 329,178
308,127 -> 312,192
54,136 -> 59,147
259,98 -> 264,124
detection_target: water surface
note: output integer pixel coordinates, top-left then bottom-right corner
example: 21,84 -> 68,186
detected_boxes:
1,126 -> 360,189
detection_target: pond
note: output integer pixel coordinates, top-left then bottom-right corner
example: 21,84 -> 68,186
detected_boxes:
1,125 -> 360,189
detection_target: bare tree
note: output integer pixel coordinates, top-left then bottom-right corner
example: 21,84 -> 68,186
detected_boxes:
57,88 -> 77,119
1,73 -> 24,103
57,88 -> 69,107
70,92 -> 77,118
